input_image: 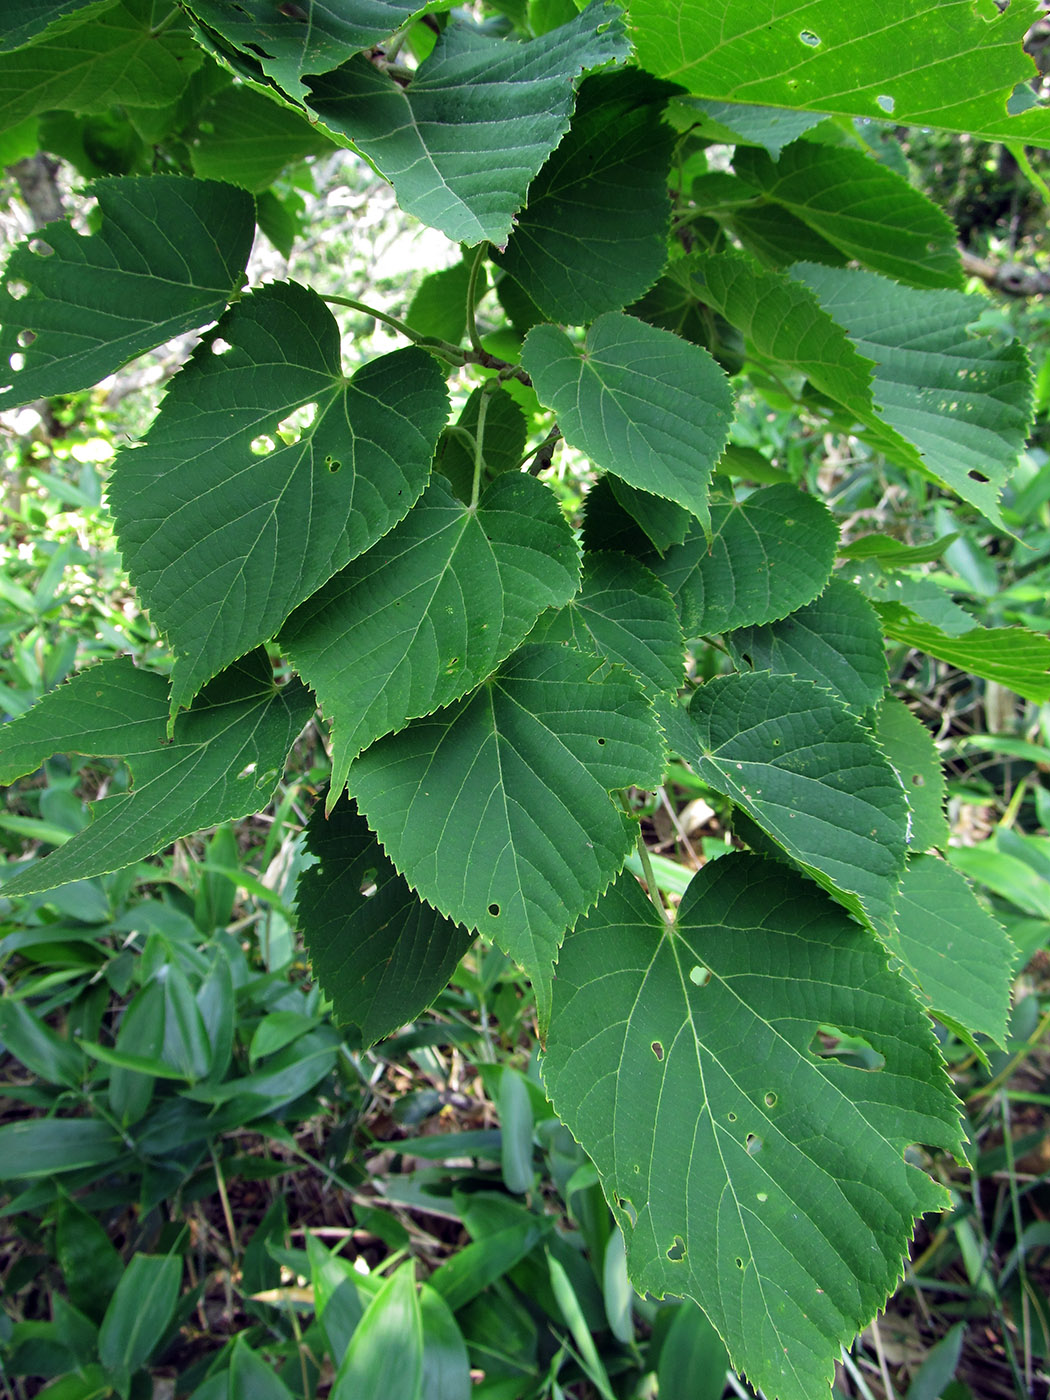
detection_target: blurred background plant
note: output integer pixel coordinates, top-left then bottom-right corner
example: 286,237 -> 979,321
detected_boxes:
2,97 -> 1050,1400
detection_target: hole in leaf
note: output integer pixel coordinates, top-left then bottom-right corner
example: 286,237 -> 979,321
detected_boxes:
596,736 -> 606,745
359,867 -> 378,898
809,1025 -> 886,1071
689,964 -> 710,987
236,763 -> 257,780
16,329 -> 35,348
617,1197 -> 638,1227
328,459 -> 342,473
278,0 -> 309,16
876,93 -> 895,114
911,773 -> 924,787
968,469 -> 990,483
745,1133 -> 763,1155
277,401 -> 316,444
727,1111 -> 737,1122
757,1191 -> 768,1203
211,337 -> 232,355
29,239 -> 54,257
651,1040 -> 664,1061
7,280 -> 28,300
9,352 -> 24,372
488,903 -> 500,917
250,435 -> 276,456
799,28 -> 820,45
666,1236 -> 686,1262
764,1090 -> 777,1108
735,1257 -> 744,1269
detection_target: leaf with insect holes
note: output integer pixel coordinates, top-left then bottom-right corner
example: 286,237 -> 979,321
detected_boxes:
522,312 -> 732,531
183,0 -> 431,103
0,651 -> 314,896
630,0 -> 1050,145
107,280 -> 449,718
0,0 -> 117,53
282,471 -> 580,805
683,671 -> 909,932
296,797 -> 472,1049
349,642 -> 666,1026
0,175 -> 254,410
653,484 -> 839,638
543,856 -> 964,1400
304,1 -> 630,245
726,577 -> 887,716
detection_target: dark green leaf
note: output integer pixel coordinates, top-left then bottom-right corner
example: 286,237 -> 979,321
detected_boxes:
543,858 -> 964,1400
726,576 -> 887,715
495,68 -> 678,323
184,0 -> 424,102
55,1196 -> 124,1323
228,1334 -> 296,1400
189,84 -> 334,190
0,0 -> 116,52
607,478 -> 691,551
108,978 -> 164,1124
874,697 -> 949,853
0,651 -> 315,896
653,484 -> 839,637
306,2 -> 630,244
677,98 -> 823,156
498,1068 -> 534,1195
350,642 -> 666,1023
522,312 -> 732,530
408,257 -> 488,346
656,1303 -> 730,1400
296,797 -> 472,1048
108,282 -> 450,713
0,1000 -> 85,1089
0,1118 -> 123,1179
98,1253 -> 181,1381
685,671 -> 908,931
434,384 -> 527,501
732,143 -> 962,289
890,856 -> 1013,1050
429,1219 -> 550,1311
283,471 -> 579,798
0,175 -> 254,410
630,0 -> 1050,146
332,1263 -> 423,1400
528,551 -> 685,695
0,0 -> 200,131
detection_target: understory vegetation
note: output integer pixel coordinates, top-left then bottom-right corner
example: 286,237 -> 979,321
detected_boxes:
2,3 -> 1050,1398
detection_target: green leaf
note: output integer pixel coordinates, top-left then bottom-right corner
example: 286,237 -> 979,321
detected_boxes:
874,698 -> 949,854
98,1254 -> 180,1382
495,68 -> 679,323
55,1196 -> 124,1324
419,1284 -> 471,1400
350,642 -> 666,1023
332,1263 -> 423,1400
0,0 -> 201,132
305,1 -> 630,244
653,484 -> 839,637
0,175 -> 254,410
0,651 -> 315,896
228,1334 -> 296,1400
731,143 -> 962,290
184,0 -> 424,103
408,257 -> 488,346
630,0 -> 1050,147
889,855 -> 1013,1050
676,98 -> 823,157
189,85 -> 334,190
607,478 -> 691,552
528,551 -> 685,695
0,0 -> 117,51
434,385 -> 527,502
0,1117 -> 123,1179
0,1000 -> 85,1089
283,471 -> 579,798
108,979 -> 165,1124
656,1303 -> 731,1400
726,576 -> 887,716
792,263 -> 1032,527
107,281 -> 450,714
685,671 -> 908,931
686,248 -> 874,409
543,858 -> 964,1400
522,312 -> 732,530
876,607 -> 1050,704
296,797 -> 472,1048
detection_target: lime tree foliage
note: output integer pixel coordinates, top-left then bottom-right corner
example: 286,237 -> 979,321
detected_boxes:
3,2 -> 1050,1396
